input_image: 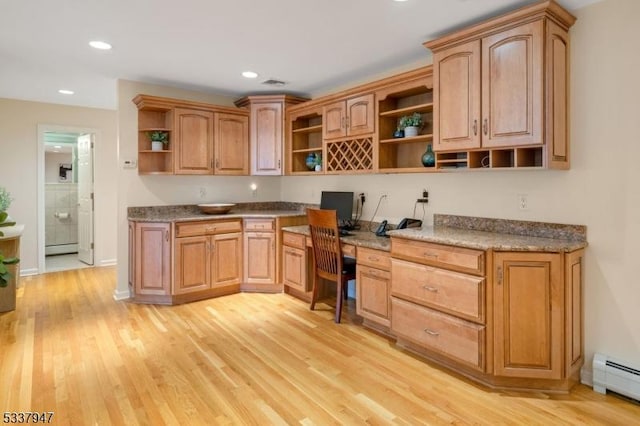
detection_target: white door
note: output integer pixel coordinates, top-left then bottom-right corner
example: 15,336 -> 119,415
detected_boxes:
77,134 -> 94,265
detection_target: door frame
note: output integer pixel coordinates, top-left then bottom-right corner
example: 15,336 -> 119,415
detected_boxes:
37,124 -> 99,274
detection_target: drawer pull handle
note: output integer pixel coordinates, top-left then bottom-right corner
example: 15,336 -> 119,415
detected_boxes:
423,252 -> 439,259
422,285 -> 438,292
368,256 -> 379,261
423,329 -> 439,336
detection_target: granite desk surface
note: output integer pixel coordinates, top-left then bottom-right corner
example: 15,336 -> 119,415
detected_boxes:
282,214 -> 588,253
128,202 -> 310,223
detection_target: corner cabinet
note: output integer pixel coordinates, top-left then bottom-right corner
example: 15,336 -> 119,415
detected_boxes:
235,95 -> 308,175
424,1 -> 575,170
242,219 -> 277,291
133,95 -> 249,176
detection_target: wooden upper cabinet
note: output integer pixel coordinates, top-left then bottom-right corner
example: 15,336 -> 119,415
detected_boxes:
493,252 -> 563,380
323,100 -> 346,139
433,40 -> 481,151
214,113 -> 249,175
482,21 -> 543,148
235,95 -> 308,176
323,94 -> 374,140
425,1 -> 575,167
174,108 -> 214,174
253,102 -> 282,175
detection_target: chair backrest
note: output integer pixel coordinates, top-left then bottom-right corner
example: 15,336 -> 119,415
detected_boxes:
307,208 -> 343,281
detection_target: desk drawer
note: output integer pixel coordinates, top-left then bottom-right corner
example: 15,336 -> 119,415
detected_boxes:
244,219 -> 275,232
357,247 -> 391,271
391,297 -> 485,370
391,259 -> 484,323
392,238 -> 485,276
176,220 -> 242,237
342,244 -> 356,258
283,232 -> 306,249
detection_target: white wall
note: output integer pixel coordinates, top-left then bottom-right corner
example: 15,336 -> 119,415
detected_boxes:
280,0 -> 640,367
115,80 -> 282,299
45,152 -> 73,183
0,98 -> 118,273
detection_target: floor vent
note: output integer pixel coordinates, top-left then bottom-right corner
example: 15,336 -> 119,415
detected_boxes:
593,353 -> 640,401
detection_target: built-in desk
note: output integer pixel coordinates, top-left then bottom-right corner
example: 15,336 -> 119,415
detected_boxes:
281,226 -> 392,331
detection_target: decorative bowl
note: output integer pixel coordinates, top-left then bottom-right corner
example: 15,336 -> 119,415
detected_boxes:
197,203 -> 236,215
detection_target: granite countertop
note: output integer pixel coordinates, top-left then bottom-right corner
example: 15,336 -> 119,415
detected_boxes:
283,214 -> 588,253
282,225 -> 392,252
128,202 -> 311,223
388,226 -> 586,252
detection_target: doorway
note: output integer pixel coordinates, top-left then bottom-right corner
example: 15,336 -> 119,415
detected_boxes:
38,125 -> 96,273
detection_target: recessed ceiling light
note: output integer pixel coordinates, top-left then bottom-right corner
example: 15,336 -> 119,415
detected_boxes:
54,145 -> 62,149
242,71 -> 258,79
394,0 -> 409,2
58,89 -> 74,95
89,40 -> 112,50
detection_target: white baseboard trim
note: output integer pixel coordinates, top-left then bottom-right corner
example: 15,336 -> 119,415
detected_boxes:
20,268 -> 39,277
580,366 -> 593,387
113,288 -> 131,301
99,259 -> 117,267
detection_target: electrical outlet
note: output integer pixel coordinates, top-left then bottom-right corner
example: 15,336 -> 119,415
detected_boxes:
359,193 -> 366,204
517,194 -> 529,210
199,187 -> 207,199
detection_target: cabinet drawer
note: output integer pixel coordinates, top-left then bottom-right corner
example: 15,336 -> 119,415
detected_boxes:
391,259 -> 484,323
283,232 -> 306,249
175,220 -> 242,237
391,297 -> 485,370
244,219 -> 275,232
342,244 -> 356,258
392,238 -> 485,276
357,247 -> 391,271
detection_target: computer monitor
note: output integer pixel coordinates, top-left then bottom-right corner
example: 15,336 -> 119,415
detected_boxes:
320,191 -> 354,229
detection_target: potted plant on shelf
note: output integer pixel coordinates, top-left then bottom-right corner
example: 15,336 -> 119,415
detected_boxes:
399,112 -> 423,138
148,131 -> 169,151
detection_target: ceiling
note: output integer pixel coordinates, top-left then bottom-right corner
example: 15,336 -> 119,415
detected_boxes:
0,0 -> 599,111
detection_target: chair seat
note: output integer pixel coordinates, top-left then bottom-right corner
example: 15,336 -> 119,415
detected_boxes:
342,257 -> 356,275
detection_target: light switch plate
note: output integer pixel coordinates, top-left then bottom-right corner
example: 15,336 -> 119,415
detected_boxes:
122,159 -> 137,169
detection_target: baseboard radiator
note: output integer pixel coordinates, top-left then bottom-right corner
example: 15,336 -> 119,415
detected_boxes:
593,353 -> 640,401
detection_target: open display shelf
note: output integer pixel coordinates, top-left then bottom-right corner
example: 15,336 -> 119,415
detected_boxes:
137,108 -> 174,174
377,82 -> 436,173
289,109 -> 323,174
436,146 -> 544,170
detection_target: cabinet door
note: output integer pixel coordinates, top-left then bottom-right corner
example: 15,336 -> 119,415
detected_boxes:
283,246 -> 307,292
244,232 -> 276,285
211,232 -> 243,287
174,236 -> 210,295
346,94 -> 375,137
493,252 -> 563,379
252,102 -> 283,175
134,222 -> 171,296
215,113 -> 249,175
432,40 -> 481,151
174,108 -> 214,174
323,100 -> 346,140
356,265 -> 391,327
481,21 -> 543,148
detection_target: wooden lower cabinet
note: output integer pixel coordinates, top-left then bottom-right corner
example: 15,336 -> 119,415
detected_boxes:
281,231 -> 311,298
132,222 -> 172,303
243,231 -> 276,287
493,251 -> 564,380
390,236 -> 584,392
356,247 -> 392,329
212,233 -> 243,287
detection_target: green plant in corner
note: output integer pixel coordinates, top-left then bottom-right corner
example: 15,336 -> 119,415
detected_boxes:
147,131 -> 169,145
0,187 -> 15,237
398,112 -> 423,129
0,251 -> 19,288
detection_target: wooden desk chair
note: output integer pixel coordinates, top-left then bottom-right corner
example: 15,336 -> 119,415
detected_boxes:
307,208 -> 356,323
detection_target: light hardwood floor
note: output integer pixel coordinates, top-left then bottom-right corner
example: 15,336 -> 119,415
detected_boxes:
1,267 -> 639,425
